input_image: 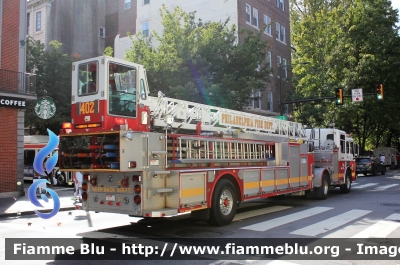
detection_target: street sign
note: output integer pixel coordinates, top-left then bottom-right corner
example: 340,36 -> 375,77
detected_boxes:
276,116 -> 287,120
352,88 -> 363,102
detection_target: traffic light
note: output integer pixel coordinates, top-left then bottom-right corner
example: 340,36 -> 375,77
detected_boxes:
376,84 -> 384,101
335,88 -> 343,105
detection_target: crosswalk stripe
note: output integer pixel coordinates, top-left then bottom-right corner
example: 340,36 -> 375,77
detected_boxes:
351,213 -> 400,238
233,206 -> 292,221
373,184 -> 399,190
290,209 -> 371,236
240,206 -> 332,232
352,183 -> 378,189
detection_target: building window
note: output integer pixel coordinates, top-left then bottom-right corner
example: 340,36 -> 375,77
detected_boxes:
267,91 -> 273,111
263,14 -> 271,35
267,52 -> 272,73
245,4 -> 251,24
276,22 -> 281,40
276,23 -> 286,43
282,58 -> 287,78
245,4 -> 258,28
36,11 -> 41,31
99,27 -> 105,38
252,8 -> 258,28
281,25 -> 286,43
275,0 -> 284,11
27,13 -> 30,34
249,90 -> 261,109
277,56 -> 282,78
124,0 -> 131,9
142,22 -> 149,37
144,0 -> 150,4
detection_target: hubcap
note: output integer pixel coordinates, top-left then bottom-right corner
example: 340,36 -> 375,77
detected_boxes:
346,175 -> 351,189
219,190 -> 233,216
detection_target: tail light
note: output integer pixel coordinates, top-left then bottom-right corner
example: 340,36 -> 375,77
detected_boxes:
83,174 -> 89,181
82,182 -> 88,191
115,118 -> 125,125
61,122 -> 72,134
62,122 -> 72,129
134,195 -> 141,204
132,175 -> 141,182
134,185 -> 141,194
116,202 -> 121,207
82,192 -> 88,201
129,161 -> 137,168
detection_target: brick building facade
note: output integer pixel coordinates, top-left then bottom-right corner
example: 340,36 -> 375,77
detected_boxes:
112,0 -> 293,117
0,0 -> 37,197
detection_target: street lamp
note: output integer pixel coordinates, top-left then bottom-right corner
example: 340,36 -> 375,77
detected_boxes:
279,61 -> 310,115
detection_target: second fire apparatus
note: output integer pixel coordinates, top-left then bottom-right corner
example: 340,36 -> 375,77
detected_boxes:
58,56 -> 357,225
24,135 -> 73,186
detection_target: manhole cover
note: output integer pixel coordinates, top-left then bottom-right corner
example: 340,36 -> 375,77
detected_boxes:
175,229 -> 231,237
381,203 -> 400,206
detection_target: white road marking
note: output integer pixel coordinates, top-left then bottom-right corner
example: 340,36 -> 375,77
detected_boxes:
233,206 -> 292,221
240,207 -> 332,232
351,183 -> 378,189
290,209 -> 371,236
351,213 -> 400,238
373,184 -> 399,190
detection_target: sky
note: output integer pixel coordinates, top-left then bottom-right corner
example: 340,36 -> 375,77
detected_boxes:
393,0 -> 400,27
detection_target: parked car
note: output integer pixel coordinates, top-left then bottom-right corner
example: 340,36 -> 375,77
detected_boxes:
356,157 -> 386,176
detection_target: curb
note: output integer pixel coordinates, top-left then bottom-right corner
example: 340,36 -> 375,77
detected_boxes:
0,206 -> 77,218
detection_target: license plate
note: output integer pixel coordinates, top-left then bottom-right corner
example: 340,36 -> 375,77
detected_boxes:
106,195 -> 115,201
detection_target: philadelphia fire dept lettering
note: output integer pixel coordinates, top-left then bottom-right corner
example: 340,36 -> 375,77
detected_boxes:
80,101 -> 95,115
221,113 -> 275,130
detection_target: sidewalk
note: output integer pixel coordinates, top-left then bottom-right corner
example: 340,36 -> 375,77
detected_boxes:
0,187 -> 79,218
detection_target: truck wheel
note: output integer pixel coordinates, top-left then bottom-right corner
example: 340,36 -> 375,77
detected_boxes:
340,171 -> 351,194
57,172 -> 66,186
372,167 -> 377,176
381,168 -> 386,175
316,174 -> 329,200
209,179 -> 237,226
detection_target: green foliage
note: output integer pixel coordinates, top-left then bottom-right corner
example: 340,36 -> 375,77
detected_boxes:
124,5 -> 270,110
103,46 -> 114,57
25,37 -> 74,135
290,0 -> 400,153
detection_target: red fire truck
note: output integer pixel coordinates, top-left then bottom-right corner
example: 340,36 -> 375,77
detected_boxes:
58,56 -> 357,225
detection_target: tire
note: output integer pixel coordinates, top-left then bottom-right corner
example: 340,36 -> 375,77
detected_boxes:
381,168 -> 386,175
372,167 -> 377,176
57,172 -> 67,186
340,171 -> 351,194
209,179 -> 237,226
316,174 -> 329,200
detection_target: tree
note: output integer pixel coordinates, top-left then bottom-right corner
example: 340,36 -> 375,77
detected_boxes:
290,0 -> 400,153
25,38 -> 74,135
124,5 -> 271,110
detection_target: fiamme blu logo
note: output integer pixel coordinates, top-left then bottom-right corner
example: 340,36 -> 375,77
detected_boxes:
27,129 -> 61,219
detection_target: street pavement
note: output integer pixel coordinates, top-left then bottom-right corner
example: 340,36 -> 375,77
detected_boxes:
0,184 -> 78,218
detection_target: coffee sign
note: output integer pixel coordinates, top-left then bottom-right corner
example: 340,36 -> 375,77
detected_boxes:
0,96 -> 26,109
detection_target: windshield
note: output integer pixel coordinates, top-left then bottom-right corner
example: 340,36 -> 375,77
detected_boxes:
108,62 -> 137,117
356,158 -> 371,163
78,61 -> 98,95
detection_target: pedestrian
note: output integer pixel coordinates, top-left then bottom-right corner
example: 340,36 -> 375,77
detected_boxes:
73,171 -> 83,202
396,153 -> 400,169
380,153 -> 385,164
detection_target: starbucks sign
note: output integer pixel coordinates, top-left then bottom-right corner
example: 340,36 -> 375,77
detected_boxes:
35,97 -> 56,119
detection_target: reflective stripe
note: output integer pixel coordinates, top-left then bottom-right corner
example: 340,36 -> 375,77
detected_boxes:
181,187 -> 204,198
